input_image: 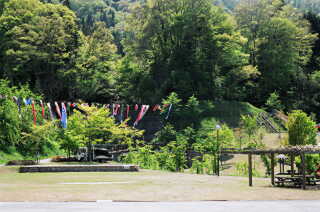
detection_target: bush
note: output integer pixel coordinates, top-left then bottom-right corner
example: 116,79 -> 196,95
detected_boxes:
287,110 -> 317,146
122,145 -> 159,170
235,161 -> 260,177
0,80 -> 44,156
295,154 -> 320,174
21,121 -> 60,159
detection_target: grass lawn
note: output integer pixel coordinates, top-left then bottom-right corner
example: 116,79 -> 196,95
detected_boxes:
0,166 -> 319,202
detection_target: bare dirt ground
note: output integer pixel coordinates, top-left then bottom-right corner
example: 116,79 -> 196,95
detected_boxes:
0,166 -> 320,202
0,133 -> 319,202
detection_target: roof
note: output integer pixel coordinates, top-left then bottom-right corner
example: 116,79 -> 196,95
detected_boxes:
221,145 -> 320,155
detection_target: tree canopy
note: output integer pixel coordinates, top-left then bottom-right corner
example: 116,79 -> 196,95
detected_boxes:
0,0 -> 319,115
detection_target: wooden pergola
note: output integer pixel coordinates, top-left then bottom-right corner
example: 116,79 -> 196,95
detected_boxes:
221,146 -> 320,189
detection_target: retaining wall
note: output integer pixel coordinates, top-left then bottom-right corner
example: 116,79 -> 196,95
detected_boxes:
19,165 -> 139,173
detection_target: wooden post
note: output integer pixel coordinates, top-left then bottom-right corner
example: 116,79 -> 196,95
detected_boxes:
301,153 -> 306,190
271,153 -> 275,186
87,141 -> 92,162
217,153 -> 220,176
216,129 -> 220,176
248,153 -> 253,187
290,153 -> 295,177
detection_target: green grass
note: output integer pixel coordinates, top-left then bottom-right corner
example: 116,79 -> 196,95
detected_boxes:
0,146 -> 63,164
0,150 -> 26,164
209,101 -> 264,128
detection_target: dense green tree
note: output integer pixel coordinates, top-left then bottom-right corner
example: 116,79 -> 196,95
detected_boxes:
0,0 -> 81,100
66,22 -> 118,102
257,17 -> 312,97
304,12 -> 320,73
70,0 -> 117,35
65,106 -> 143,160
235,0 -> 317,109
123,0 -> 248,103
265,92 -> 284,111
0,80 -> 43,153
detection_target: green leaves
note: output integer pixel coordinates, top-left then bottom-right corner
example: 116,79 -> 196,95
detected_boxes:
287,110 -> 317,146
0,0 -> 81,99
235,0 -> 317,109
65,106 -> 143,148
65,22 -> 118,102
123,0 -> 248,102
265,92 -> 284,111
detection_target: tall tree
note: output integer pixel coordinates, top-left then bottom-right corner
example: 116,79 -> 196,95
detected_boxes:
66,22 -> 118,102
0,0 -> 81,100
123,0 -> 248,103
70,0 -> 117,35
235,0 -> 317,109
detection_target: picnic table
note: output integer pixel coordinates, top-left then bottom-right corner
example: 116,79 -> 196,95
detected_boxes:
275,174 -> 319,187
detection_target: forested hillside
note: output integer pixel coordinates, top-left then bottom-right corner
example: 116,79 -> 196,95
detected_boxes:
0,0 -> 320,116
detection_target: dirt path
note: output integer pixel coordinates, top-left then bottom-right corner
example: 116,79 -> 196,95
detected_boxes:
0,167 -> 319,202
39,158 -> 52,164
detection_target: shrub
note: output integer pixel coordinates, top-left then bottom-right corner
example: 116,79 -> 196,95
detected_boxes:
265,92 -> 284,111
295,155 -> 320,174
287,110 -> 317,146
235,161 -> 260,177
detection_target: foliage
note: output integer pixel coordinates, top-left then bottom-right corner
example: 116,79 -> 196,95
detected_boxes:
57,129 -> 82,158
0,0 -> 320,121
167,134 -> 188,172
0,97 -> 21,148
287,110 -> 317,146
152,124 -> 177,147
2,0 -> 320,175
0,80 -> 43,153
123,145 -> 159,170
240,115 -> 259,141
190,154 -> 217,175
265,92 -> 284,111
235,161 -> 260,177
65,22 -> 118,102
190,156 -> 205,174
235,0 -> 317,110
0,0 -> 82,100
123,0 -> 248,103
155,146 -> 176,171
124,129 -> 189,172
69,0 -> 117,35
295,154 -> 320,174
21,121 -> 60,158
123,94 -> 240,173
260,154 -> 272,176
0,146 -> 26,164
64,106 -> 143,149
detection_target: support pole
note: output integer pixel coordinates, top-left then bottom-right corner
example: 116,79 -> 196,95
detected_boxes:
217,153 -> 220,176
216,128 -> 220,176
301,153 -> 306,190
271,153 -> 275,186
290,153 -> 295,177
88,140 -> 92,162
248,153 -> 253,187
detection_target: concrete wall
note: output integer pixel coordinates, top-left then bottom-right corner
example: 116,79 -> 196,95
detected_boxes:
19,165 -> 139,173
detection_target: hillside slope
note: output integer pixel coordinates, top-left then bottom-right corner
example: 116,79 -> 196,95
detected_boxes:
208,101 -> 263,128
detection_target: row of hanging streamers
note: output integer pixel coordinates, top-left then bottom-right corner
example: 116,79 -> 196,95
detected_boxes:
9,96 -> 77,128
78,103 -> 173,127
102,103 -> 173,126
1,94 -> 174,128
